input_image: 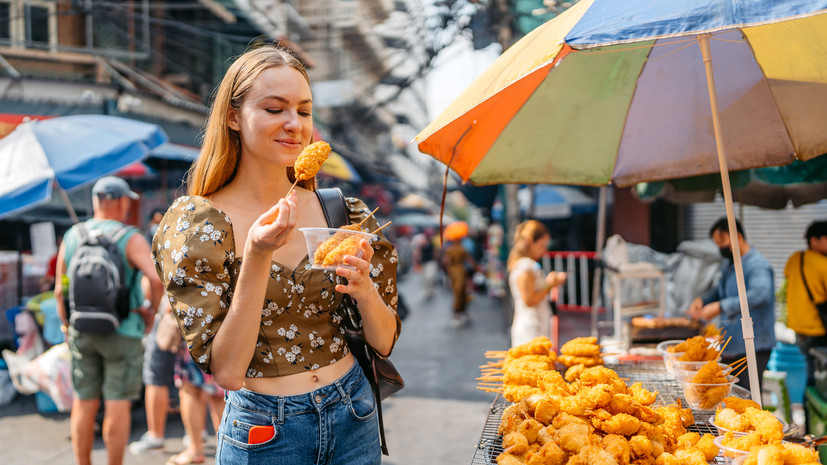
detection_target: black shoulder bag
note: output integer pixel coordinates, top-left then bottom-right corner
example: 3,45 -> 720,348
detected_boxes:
800,252 -> 827,329
316,188 -> 404,456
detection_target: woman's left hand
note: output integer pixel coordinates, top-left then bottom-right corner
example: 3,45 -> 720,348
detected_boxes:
335,238 -> 375,301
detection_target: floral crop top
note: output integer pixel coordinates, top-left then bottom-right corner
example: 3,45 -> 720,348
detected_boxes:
152,194 -> 399,377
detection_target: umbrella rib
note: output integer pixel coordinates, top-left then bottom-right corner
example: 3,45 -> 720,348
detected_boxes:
439,122 -> 475,246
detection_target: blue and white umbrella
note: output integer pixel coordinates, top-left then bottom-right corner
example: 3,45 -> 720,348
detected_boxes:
0,114 -> 168,221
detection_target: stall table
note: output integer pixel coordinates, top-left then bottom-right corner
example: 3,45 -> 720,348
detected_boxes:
471,360 -> 750,464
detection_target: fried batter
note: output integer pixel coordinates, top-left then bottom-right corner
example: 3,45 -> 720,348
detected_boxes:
722,396 -> 761,414
294,141 -> 331,181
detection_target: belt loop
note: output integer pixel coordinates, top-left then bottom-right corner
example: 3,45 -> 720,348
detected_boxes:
278,396 -> 285,425
335,380 -> 348,403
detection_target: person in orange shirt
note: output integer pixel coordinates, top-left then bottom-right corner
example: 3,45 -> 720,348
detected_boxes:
784,220 -> 827,383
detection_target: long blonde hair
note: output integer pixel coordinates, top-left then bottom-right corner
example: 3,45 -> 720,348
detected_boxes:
507,220 -> 549,271
188,45 -> 316,196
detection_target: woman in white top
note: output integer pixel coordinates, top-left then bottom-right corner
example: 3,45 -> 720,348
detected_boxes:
507,220 -> 567,347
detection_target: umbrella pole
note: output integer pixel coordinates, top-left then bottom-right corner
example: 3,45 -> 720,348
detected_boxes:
699,34 -> 761,404
590,185 -> 608,338
56,185 -> 80,224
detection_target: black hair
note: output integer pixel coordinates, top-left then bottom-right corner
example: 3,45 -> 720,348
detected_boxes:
709,217 -> 745,240
806,221 -> 827,243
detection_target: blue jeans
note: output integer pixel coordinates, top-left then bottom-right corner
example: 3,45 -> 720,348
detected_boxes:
216,361 -> 381,465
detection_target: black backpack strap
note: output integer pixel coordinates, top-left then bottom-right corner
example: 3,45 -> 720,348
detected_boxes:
315,188 -> 349,228
76,222 -> 90,244
315,187 -> 390,455
801,252 -> 817,303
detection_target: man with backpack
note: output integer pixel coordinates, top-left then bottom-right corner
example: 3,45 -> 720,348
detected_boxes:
54,176 -> 164,465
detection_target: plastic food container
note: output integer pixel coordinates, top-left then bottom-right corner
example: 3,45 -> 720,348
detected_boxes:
671,361 -> 733,382
676,376 -> 739,411
657,340 -> 686,372
299,227 -> 373,270
708,413 -> 790,437
713,435 -> 750,464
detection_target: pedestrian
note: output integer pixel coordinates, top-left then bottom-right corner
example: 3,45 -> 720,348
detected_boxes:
128,293 -> 177,456
166,345 -> 225,465
506,220 -> 567,347
412,228 -> 438,300
54,175 -> 164,465
784,220 -> 827,384
152,44 -> 400,464
146,208 -> 166,243
686,217 -> 776,392
442,237 -> 476,326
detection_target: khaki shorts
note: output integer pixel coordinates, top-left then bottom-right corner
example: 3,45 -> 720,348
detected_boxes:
68,327 -> 143,400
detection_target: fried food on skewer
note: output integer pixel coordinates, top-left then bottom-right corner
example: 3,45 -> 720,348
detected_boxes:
294,141 -> 331,181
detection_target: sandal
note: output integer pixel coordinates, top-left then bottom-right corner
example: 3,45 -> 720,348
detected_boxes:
166,450 -> 205,465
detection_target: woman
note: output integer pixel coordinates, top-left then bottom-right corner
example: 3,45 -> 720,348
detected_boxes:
507,220 -> 566,347
152,45 -> 400,464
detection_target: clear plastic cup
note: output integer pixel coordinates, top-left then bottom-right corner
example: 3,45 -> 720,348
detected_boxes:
299,227 -> 373,270
713,435 -> 750,464
708,413 -> 789,437
657,340 -> 686,372
676,375 -> 739,411
671,361 -> 733,382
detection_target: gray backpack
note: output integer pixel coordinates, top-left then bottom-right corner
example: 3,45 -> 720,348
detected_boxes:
67,223 -> 135,334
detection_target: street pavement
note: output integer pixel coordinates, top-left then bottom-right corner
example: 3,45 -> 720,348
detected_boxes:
0,270 -> 541,465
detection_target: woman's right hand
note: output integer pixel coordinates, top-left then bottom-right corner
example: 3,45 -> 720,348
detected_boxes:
245,192 -> 298,256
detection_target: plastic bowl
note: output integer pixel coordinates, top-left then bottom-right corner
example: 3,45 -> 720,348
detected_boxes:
671,361 -> 733,382
676,376 -> 739,411
657,340 -> 686,372
713,435 -> 750,464
299,227 -> 373,270
708,413 -> 790,437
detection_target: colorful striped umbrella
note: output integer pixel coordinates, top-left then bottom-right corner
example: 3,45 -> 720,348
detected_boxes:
415,0 -> 827,402
416,0 -> 827,187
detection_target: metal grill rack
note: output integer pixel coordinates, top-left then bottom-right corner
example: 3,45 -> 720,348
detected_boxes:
471,362 -> 733,464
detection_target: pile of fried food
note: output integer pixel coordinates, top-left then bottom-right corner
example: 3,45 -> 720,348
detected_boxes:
682,359 -> 740,410
481,337 -> 720,465
667,335 -> 720,362
558,337 -> 603,368
714,397 -> 819,464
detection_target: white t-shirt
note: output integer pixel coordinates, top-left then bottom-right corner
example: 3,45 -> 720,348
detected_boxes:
508,257 -> 551,347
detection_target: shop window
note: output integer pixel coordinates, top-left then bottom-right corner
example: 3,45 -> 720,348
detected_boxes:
0,0 -> 56,49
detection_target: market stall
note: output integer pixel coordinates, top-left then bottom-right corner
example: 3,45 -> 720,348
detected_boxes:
472,336 -> 816,465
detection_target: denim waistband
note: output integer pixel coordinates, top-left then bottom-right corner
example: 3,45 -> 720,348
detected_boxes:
226,361 -> 365,421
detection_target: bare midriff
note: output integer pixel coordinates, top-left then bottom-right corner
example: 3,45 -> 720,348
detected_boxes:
242,353 -> 356,396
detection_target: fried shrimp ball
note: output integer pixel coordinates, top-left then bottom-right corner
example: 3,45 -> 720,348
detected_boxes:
502,431 -> 529,455
714,407 -> 749,432
294,141 -> 331,181
721,396 -> 761,414
525,441 -> 567,465
555,423 -> 593,453
564,364 -> 588,383
557,354 -> 603,368
560,337 -> 601,358
602,434 -> 631,465
695,433 -> 718,461
508,336 -> 555,358
628,383 -> 658,406
565,445 -> 619,465
321,234 -> 364,267
592,410 -> 642,436
742,407 -> 783,443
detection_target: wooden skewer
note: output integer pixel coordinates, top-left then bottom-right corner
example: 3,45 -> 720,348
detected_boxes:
716,336 -> 732,358
286,179 -> 299,198
370,221 -> 392,235
476,387 -> 503,393
732,363 -> 749,380
727,356 -> 747,368
476,376 -> 503,380
356,207 -> 380,228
